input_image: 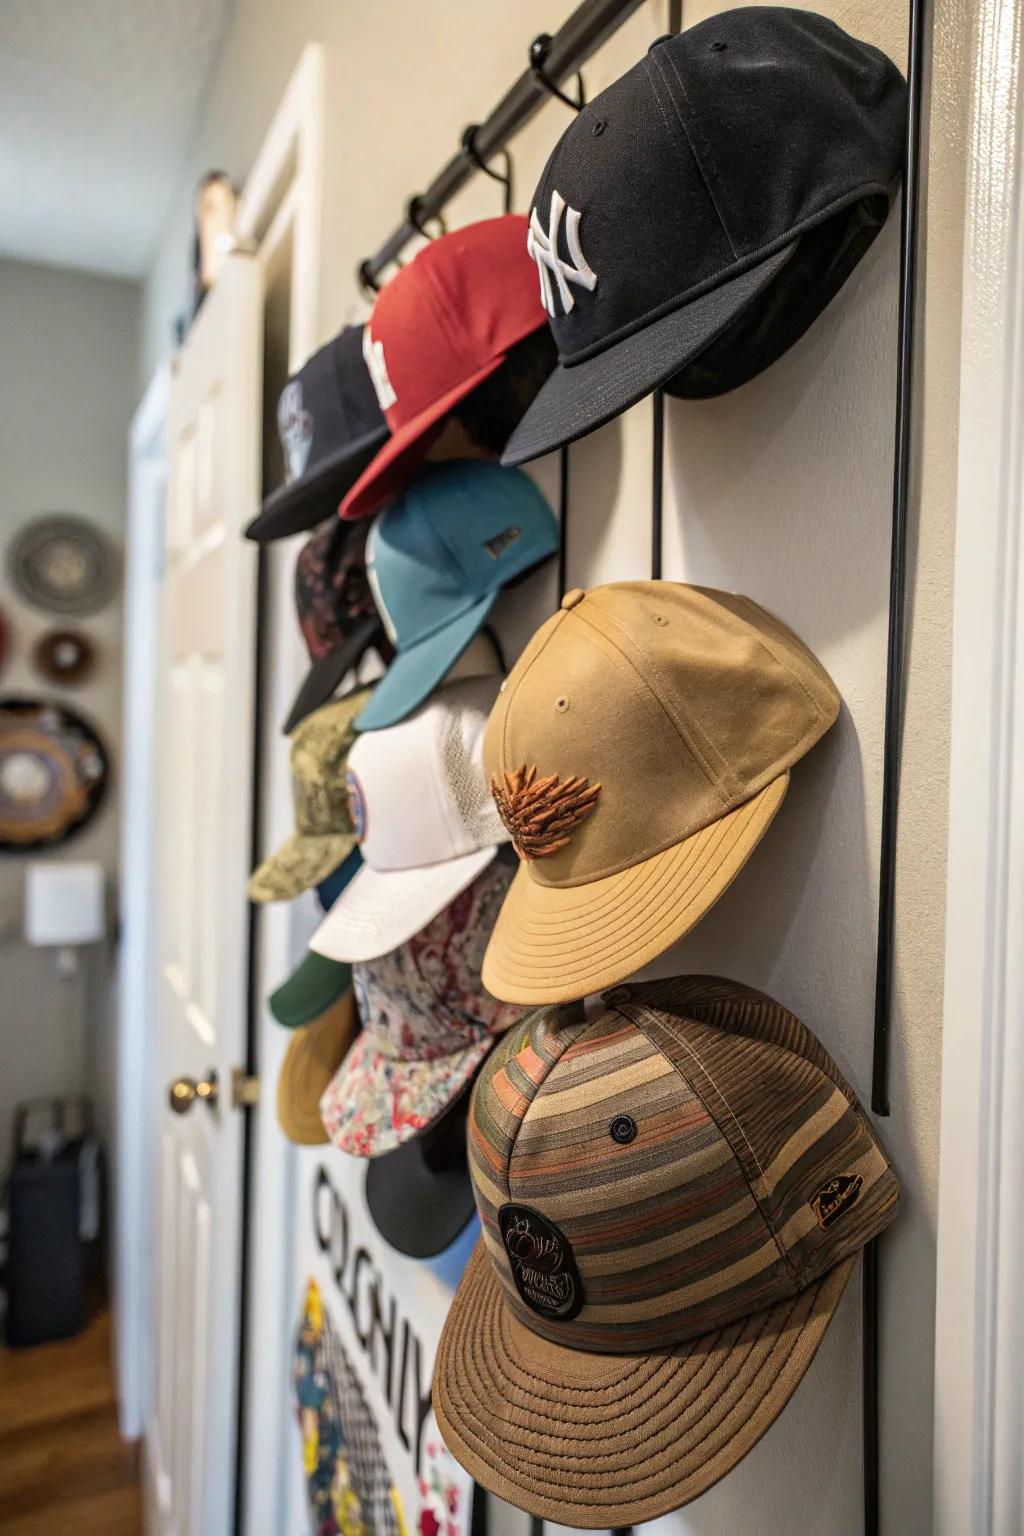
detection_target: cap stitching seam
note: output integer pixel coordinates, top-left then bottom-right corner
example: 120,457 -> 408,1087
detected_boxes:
624,1002 -> 798,1286
713,594 -> 830,720
652,46 -> 739,260
575,604 -> 735,804
642,56 -> 707,184
507,1012 -> 591,1195
497,606 -> 569,774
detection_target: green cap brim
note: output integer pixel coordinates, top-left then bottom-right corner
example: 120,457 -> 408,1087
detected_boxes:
269,950 -> 353,1028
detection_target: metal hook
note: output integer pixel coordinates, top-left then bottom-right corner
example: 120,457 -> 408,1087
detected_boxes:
407,194 -> 447,240
461,124 -> 515,214
357,260 -> 381,302
529,33 -> 586,112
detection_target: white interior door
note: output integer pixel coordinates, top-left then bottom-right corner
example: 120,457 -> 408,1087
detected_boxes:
145,255 -> 262,1536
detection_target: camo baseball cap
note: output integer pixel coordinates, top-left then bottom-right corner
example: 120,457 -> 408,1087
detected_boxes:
248,689 -> 372,903
434,975 -> 899,1526
319,858 -> 522,1157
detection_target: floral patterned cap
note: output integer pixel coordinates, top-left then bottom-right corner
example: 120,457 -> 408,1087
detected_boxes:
320,858 -> 522,1157
282,519 -> 393,735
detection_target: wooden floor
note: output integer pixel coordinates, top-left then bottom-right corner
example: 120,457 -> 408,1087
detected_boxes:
0,1310 -> 141,1534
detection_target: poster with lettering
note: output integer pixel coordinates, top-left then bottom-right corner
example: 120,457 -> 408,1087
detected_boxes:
288,1149 -> 476,1536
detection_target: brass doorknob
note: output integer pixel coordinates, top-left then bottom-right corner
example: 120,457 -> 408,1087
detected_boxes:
168,1072 -> 218,1114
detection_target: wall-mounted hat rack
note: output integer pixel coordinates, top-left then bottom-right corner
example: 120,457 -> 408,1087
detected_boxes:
353,0 -> 930,1531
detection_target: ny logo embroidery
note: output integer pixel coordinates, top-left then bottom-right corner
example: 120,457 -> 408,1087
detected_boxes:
527,190 -> 598,317
362,326 -> 397,409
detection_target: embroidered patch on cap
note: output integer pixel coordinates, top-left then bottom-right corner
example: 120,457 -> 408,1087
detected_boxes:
811,1173 -> 864,1230
527,191 -> 598,317
346,768 -> 368,842
498,1204 -> 584,1321
278,381 -> 313,482
490,764 -> 600,859
484,525 -> 523,560
362,327 -> 397,410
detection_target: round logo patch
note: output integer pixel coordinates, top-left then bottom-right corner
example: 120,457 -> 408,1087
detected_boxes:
346,768 -> 367,842
498,1203 -> 583,1322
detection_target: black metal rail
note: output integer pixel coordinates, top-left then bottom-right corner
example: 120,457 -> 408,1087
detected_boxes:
359,0 -> 646,285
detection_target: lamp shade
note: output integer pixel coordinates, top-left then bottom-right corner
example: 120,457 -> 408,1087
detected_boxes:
24,861 -> 105,946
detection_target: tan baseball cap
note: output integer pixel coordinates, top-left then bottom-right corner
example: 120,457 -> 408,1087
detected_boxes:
433,975 -> 899,1526
482,583 -> 840,1003
248,688 -> 372,903
276,988 -> 359,1145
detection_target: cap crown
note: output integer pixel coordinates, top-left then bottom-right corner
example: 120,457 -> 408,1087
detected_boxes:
294,519 -> 380,662
279,325 -> 385,479
364,216 -> 546,430
366,462 -> 558,650
289,690 -> 371,836
529,8 -> 905,363
469,976 -> 899,1353
347,676 -> 507,872
484,582 -> 839,887
353,859 -> 521,1059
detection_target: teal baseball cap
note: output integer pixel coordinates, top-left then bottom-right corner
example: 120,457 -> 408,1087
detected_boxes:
355,460 -> 558,732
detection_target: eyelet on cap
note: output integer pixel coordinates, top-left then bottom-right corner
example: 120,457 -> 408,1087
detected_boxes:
652,613 -> 669,626
554,695 -> 570,713
560,588 -> 586,611
610,1114 -> 637,1145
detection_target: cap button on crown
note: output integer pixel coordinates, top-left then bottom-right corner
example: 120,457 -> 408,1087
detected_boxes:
560,588 -> 586,611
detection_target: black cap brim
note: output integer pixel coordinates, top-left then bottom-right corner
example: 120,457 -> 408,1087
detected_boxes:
501,241 -> 797,467
365,1123 -> 476,1260
245,424 -> 389,543
281,613 -> 385,735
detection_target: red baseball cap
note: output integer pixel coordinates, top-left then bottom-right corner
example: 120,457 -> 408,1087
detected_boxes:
340,215 -> 546,519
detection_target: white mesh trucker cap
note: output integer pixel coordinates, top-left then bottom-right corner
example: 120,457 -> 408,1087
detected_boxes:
309,675 -> 508,961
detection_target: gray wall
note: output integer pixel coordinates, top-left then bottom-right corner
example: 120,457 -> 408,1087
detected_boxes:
0,257 -> 139,1170
137,1 -> 968,1530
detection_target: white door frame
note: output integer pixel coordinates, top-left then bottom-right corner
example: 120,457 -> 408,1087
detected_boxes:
229,43 -> 330,1536
933,0 -> 1024,1530
116,362 -> 171,1441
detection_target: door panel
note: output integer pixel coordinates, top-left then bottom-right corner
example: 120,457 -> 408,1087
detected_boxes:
146,257 -> 262,1536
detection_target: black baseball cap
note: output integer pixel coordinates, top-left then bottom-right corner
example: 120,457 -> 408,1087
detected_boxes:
365,1092 -> 476,1260
503,9 -> 907,466
246,326 -> 389,541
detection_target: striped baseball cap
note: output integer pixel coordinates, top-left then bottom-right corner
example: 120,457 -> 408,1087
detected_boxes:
433,976 -> 899,1527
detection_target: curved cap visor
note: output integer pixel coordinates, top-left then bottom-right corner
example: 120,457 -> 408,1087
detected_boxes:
282,612 -> 386,735
247,828 -> 357,904
483,774 -> 788,1004
355,594 -> 497,733
245,424 -> 389,542
269,949 -> 353,1028
309,847 -> 498,963
340,357 -> 506,521
433,1241 -> 854,1528
502,242 -> 796,467
365,1114 -> 477,1256
276,990 -> 358,1145
319,1028 -> 493,1158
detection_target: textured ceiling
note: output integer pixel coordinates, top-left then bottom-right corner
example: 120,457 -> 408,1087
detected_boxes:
0,0 -> 232,279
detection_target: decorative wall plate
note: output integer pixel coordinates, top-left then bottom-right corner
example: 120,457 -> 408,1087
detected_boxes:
32,630 -> 97,687
8,515 -> 118,616
0,698 -> 109,850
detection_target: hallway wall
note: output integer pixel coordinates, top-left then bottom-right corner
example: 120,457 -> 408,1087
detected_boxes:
0,257 -> 139,1171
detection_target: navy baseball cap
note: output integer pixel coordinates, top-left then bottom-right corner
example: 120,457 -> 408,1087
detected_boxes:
504,9 -> 906,465
246,326 -> 389,542
355,461 -> 557,732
